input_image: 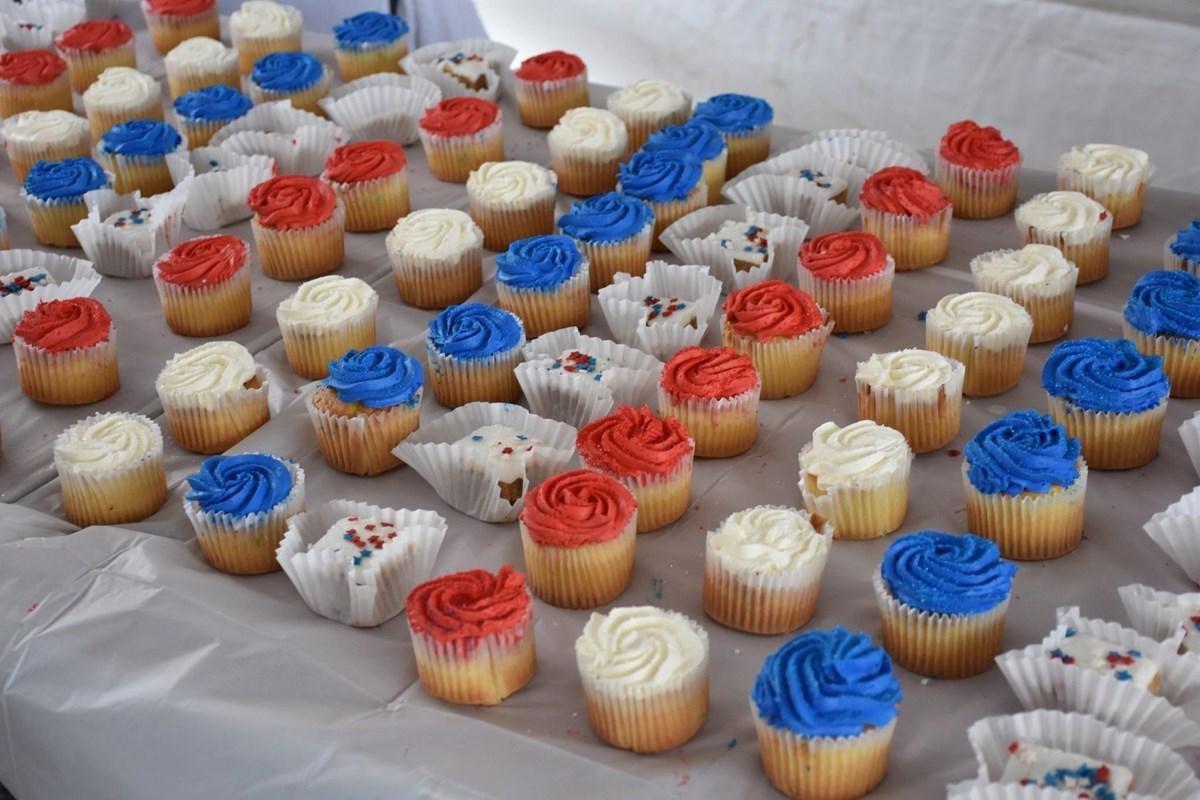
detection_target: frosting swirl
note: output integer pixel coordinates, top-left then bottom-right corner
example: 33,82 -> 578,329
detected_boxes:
856,349 -> 961,392
938,120 -> 1019,170
427,302 -> 523,360
708,506 -> 827,572
54,413 -> 161,473
800,232 -> 889,280
1042,337 -> 1168,413
496,234 -> 583,290
185,453 -> 293,516
419,97 -> 499,137
23,157 -> 108,200
926,291 -> 1032,337
880,531 -> 1016,615
548,107 -> 627,155
99,119 -> 182,157
15,298 -> 111,351
1059,144 -> 1149,181
661,346 -> 759,400
1015,191 -> 1107,233
324,346 -> 422,408
575,606 -> 707,687
55,20 -> 132,52
156,341 -> 259,400
82,67 -> 159,107
230,1 -> 302,38
277,275 -> 376,325
519,469 -> 636,547
1169,221 -> 1200,262
860,166 -> 951,216
965,410 -> 1081,495
1124,269 -> 1200,339
970,245 -> 1076,289
800,421 -> 911,488
173,84 -> 253,123
333,11 -> 408,48
247,175 -> 337,230
0,50 -> 66,85
724,280 -> 823,341
466,160 -> 556,203
558,191 -> 653,243
156,235 -> 247,287
618,150 -> 702,202
642,120 -> 726,162
144,0 -> 214,15
386,208 -> 482,259
251,51 -> 325,92
514,50 -> 584,81
322,140 -> 406,184
164,36 -> 231,68
405,566 -> 532,647
692,92 -> 774,133
577,404 -> 694,478
606,79 -> 689,115
1,110 -> 88,145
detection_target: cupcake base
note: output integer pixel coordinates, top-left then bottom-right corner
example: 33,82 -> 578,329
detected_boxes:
427,348 -> 523,408
0,74 -> 73,119
15,336 -> 119,406
645,185 -> 706,252
1019,226 -> 1110,285
605,459 -> 692,534
724,129 -> 771,179
62,43 -> 138,95
701,151 -> 728,205
7,138 -> 92,185
28,199 -> 89,248
334,40 -> 408,82
249,71 -> 333,117
470,193 -> 556,253
307,390 -> 419,476
856,383 -> 961,454
1046,393 -> 1166,470
1058,172 -> 1147,230
333,171 -> 410,233
410,626 -> 536,706
156,268 -> 253,337
420,118 -> 505,184
722,321 -> 834,400
582,669 -> 707,753
280,310 -> 375,381
550,150 -> 620,196
703,556 -> 821,635
798,261 -> 895,335
577,223 -> 653,292
659,387 -> 759,458
60,453 -> 167,527
166,63 -> 241,99
514,74 -> 589,129
392,248 -> 483,309
861,206 -> 952,270
1124,323 -> 1200,398
520,518 -> 636,608
100,153 -> 176,197
754,711 -> 895,800
935,157 -> 1019,219
253,209 -> 346,281
85,98 -> 163,142
233,33 -> 302,76
963,461 -> 1087,561
161,372 -> 270,455
496,266 -> 590,338
925,330 -> 1028,398
800,468 -> 909,541
145,10 -> 220,55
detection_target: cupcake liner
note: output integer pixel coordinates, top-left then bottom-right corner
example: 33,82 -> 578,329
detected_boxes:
1045,394 -> 1165,470
179,147 -> 276,231
1118,583 -> 1200,649
277,500 -> 446,628
165,49 -> 239,99
856,364 -> 965,454
232,32 -> 301,76
1144,486 -> 1200,585
699,150 -> 728,206
970,251 -> 1078,345
799,448 -> 910,540
1164,237 -> 1199,275
158,365 -> 270,454
329,170 -> 409,233
305,389 -> 419,476
753,708 -> 895,800
400,38 -> 516,102
549,147 -> 622,197
469,183 -> 557,252
926,318 -> 1031,398
389,239 -> 483,309
658,382 -> 760,458
248,65 -> 333,116
597,260 -> 723,360
143,6 -> 219,55
583,454 -> 693,534
514,72 -> 589,129
797,255 -> 895,334
15,333 -> 118,405
56,414 -> 167,526
496,260 -> 590,337
935,156 -> 1021,219
1179,411 -> 1200,478
582,663 -> 707,753
3,119 -> 92,184
661,203 -> 811,290
1122,323 -> 1200,398
393,402 -> 577,523
0,71 -> 73,119
210,100 -> 348,176
861,204 -> 953,270
60,41 -> 137,95
787,129 -> 929,174
1017,216 -> 1112,286
520,517 -> 636,608
946,780 -> 1158,800
253,203 -> 346,281
1058,164 -> 1153,230
722,317 -> 834,400
721,125 -> 771,179
642,183 -> 707,251
0,250 -> 100,342
334,39 -> 409,83
721,173 -> 859,236
410,611 -> 536,705
963,460 -> 1087,561
420,115 -> 505,184
568,219 -> 654,292
426,340 -> 523,408
319,84 -> 436,146
97,140 -> 190,197
277,290 -> 375,380
734,147 -> 870,204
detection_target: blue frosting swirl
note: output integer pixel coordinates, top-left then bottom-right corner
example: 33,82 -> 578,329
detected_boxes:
692,92 -> 774,134
881,531 -> 1016,615
427,302 -> 523,360
1169,221 -> 1200,263
751,627 -> 901,738
966,411 -> 1081,496
1124,269 -> 1200,339
251,52 -> 326,92
642,120 -> 726,162
185,453 -> 293,517
1041,337 -> 1169,413
333,11 -> 408,48
173,85 -> 254,123
324,346 -> 423,408
99,119 -> 182,157
495,234 -> 583,290
558,191 -> 653,243
618,150 -> 703,202
23,157 -> 108,200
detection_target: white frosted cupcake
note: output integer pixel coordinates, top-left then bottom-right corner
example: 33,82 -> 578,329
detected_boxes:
1015,191 -> 1113,285
163,36 -> 239,98
229,0 -> 303,75
81,66 -> 163,140
547,107 -> 627,196
856,349 -> 965,453
276,276 -> 378,380
704,505 -> 832,635
925,291 -> 1033,397
156,341 -> 270,454
605,78 -> 691,153
970,244 -> 1079,344
466,160 -> 558,251
54,412 -> 167,527
1,110 -> 90,184
1057,144 -> 1152,230
386,208 -> 484,309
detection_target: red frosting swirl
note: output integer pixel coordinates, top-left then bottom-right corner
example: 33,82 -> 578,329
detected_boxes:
519,470 -> 636,547
144,0 -> 214,16
576,404 -> 693,478
724,280 -> 823,341
322,140 -> 406,184
246,175 -> 337,231
860,166 -> 951,217
661,346 -> 759,401
405,566 -> 532,649
799,232 -> 889,280
419,97 -> 499,137
938,120 -> 1019,170
55,20 -> 133,53
156,235 -> 248,287
15,298 -> 112,351
514,50 -> 585,81
0,50 -> 67,85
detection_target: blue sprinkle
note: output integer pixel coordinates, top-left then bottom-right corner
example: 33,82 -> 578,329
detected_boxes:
471,435 -> 483,441
1065,627 -> 1076,637
917,310 -> 927,321
1129,649 -> 1141,657
832,332 -> 850,339
650,577 -> 664,601
1116,670 -> 1132,681
726,738 -> 737,749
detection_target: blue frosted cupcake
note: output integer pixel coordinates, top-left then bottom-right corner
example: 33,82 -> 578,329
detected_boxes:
173,85 -> 253,148
874,531 -> 1016,680
495,234 -> 589,337
963,410 -> 1086,560
1042,337 -> 1169,470
182,452 -> 306,575
21,156 -> 110,247
97,118 -> 184,196
751,627 -> 901,800
643,119 -> 728,206
558,191 -> 654,291
1166,220 -> 1200,275
248,51 -> 332,115
1123,269 -> 1200,398
690,92 -> 773,178
426,302 -> 525,407
617,149 -> 705,251
332,11 -> 409,81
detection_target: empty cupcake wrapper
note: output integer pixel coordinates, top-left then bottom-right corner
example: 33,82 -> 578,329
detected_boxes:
319,84 -> 436,146
1118,583 -> 1200,651
947,780 -> 1158,800
0,249 -> 101,343
400,37 -> 517,102
180,148 -> 277,231
733,147 -> 870,204
784,129 -> 929,175
1178,412 -> 1200,478
722,173 -> 860,236
1144,485 -> 1200,585
597,260 -> 723,361
660,203 -> 810,290
210,100 -> 347,176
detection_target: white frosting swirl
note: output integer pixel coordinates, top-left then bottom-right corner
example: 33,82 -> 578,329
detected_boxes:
54,412 -> 162,474
386,208 -> 482,260
970,244 -> 1077,292
707,505 -> 827,572
466,160 -> 557,205
548,107 -> 628,157
856,348 -> 963,391
156,341 -> 260,403
230,0 -> 302,37
800,420 -> 912,488
926,291 -> 1032,338
83,67 -> 161,108
605,79 -> 690,116
277,275 -> 377,325
1015,191 -> 1106,233
165,36 -> 235,69
575,606 -> 708,690
1,109 -> 88,145
1058,144 -> 1150,182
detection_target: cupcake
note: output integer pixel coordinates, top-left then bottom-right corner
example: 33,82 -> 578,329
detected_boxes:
276,275 -> 377,379
575,606 -> 708,752
332,11 -> 409,82
1058,144 -> 1152,230
386,208 -> 484,308
855,349 -> 965,453
97,119 -> 185,196
54,412 -> 167,527
963,410 -> 1087,560
53,20 -> 136,94
1123,270 -> 1200,398
690,92 -> 774,178
0,50 -> 71,119
934,120 -> 1021,219
247,174 -> 345,280
512,49 -> 588,129
0,252 -> 102,343
153,235 -> 251,336
874,531 -> 1017,678
1166,220 -> 1200,274
306,346 -> 422,476
417,97 -> 504,183
172,84 -> 254,149
617,149 -> 705,250
466,160 -> 557,251
704,505 -> 832,635
183,452 -> 305,575
320,139 -> 408,232
156,340 -> 269,453
642,120 -> 728,206
1042,337 -> 1169,469
605,78 -> 691,153
1,110 -> 91,184
495,234 -> 589,337
797,231 -> 895,333
81,67 -> 163,141
519,469 -> 637,608
1015,191 -> 1112,285
557,191 -> 654,291
406,566 -> 536,705
547,107 -> 628,196
14,297 -> 118,405
925,291 -> 1033,397
799,420 -> 912,541
426,302 -> 525,407
576,404 -> 694,533
141,0 -> 219,55
859,166 -> 953,270
658,346 -> 760,458
722,280 -> 834,399
969,245 -> 1079,344
229,0 -> 303,76
163,36 -> 240,98
751,627 -> 902,800
21,157 -> 110,248
248,52 -> 332,115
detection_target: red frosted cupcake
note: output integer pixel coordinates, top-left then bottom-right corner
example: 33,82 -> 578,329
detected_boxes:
321,140 -> 409,233
0,50 -> 72,118
405,565 -> 536,705
247,175 -> 345,280
14,298 -> 119,406
722,281 -> 833,400
577,404 -> 694,533
658,346 -> 761,458
54,21 -> 137,94
860,166 -> 953,270
935,120 -> 1021,219
141,0 -> 220,55
418,97 -> 504,183
153,235 -> 252,336
798,231 -> 895,333
513,50 -> 588,129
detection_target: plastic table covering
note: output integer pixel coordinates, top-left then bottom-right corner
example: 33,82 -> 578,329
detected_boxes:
3,36 -> 1200,800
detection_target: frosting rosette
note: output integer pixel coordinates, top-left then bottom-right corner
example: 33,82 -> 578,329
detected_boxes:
185,452 -> 294,516
54,412 -> 160,472
145,0 -> 213,14
1168,221 -> 1200,262
575,605 -> 707,686
322,140 -> 406,183
1041,337 -> 1168,413
156,235 -> 247,287
325,346 -> 422,408
156,341 -> 258,398
251,51 -> 325,92
23,157 -> 108,201
496,234 -> 583,290
725,280 -> 823,341
15,297 -> 111,350
173,85 -> 254,123
642,120 -> 726,161
247,175 -> 337,230
692,92 -> 773,133
799,232 -> 889,279
427,302 -> 523,360
965,410 -> 1081,495
1124,269 -> 1200,339
938,120 -> 1020,170
514,50 -> 584,81
333,11 -> 408,49
618,150 -> 702,202
405,565 -> 532,647
418,97 -> 498,137
860,166 -> 950,216
0,50 -> 67,84
519,469 -> 636,546
880,531 -> 1016,615
558,191 -> 653,243
661,346 -> 759,400
55,20 -> 133,53
99,120 -> 183,157
576,404 -> 693,478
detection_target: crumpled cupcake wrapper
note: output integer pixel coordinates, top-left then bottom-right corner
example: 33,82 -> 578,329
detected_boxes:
0,1 -> 85,50
722,173 -> 859,236
1179,413 -> 1200,479
401,37 -> 515,102
1118,583 -> 1199,647
523,326 -> 663,405
0,249 -> 101,343
319,84 -> 433,146
733,147 -> 870,204
785,128 -> 929,174
515,342 -> 661,431
210,100 -> 347,176
661,203 -> 810,290
1144,484 -> 1200,585
597,260 -> 722,361
179,148 -> 276,231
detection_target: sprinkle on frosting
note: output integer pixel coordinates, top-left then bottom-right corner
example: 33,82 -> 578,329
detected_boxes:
1001,741 -> 1131,800
185,452 -> 293,517
965,410 -> 1081,496
520,469 -> 636,547
324,346 -> 423,408
800,232 -> 889,280
709,221 -> 771,269
724,280 -> 824,341
1124,269 -> 1200,340
15,297 -> 111,351
309,515 -> 399,572
576,404 -> 694,478
246,175 -> 337,230
427,302 -> 523,360
405,565 -> 532,648
557,191 -> 653,244
661,346 -> 759,400
0,269 -> 51,297
692,92 -> 774,133
514,50 -> 584,82
860,166 -> 951,216
881,531 -> 1016,615
495,234 -> 583,291
938,119 -> 1020,170
1041,337 -> 1169,414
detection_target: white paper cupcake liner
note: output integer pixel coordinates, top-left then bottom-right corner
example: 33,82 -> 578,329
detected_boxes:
1144,485 -> 1200,585
1179,411 -> 1200,478
1057,162 -> 1154,227
277,499 -> 447,628
948,780 -> 1159,800
522,326 -> 664,405
785,129 -> 929,175
660,203 -> 810,290
327,72 -> 441,106
178,147 -> 276,231
1118,583 -> 1200,651
721,173 -> 860,236
393,402 -> 577,523
733,148 -> 870,204
319,84 -> 438,146
0,249 -> 100,343
400,38 -> 516,101
210,100 -> 347,176
597,260 -> 723,361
